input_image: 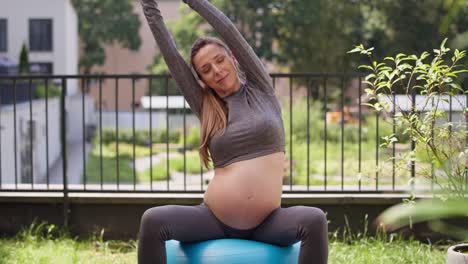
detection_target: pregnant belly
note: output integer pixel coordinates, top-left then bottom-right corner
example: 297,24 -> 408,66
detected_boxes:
203,152 -> 284,230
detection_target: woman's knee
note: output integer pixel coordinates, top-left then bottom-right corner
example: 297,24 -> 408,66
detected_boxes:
139,206 -> 169,234
298,206 -> 328,232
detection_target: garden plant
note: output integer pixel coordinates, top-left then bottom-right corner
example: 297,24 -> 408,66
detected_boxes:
349,38 -> 468,262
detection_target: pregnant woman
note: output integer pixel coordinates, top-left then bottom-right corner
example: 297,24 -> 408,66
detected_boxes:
138,0 -> 328,263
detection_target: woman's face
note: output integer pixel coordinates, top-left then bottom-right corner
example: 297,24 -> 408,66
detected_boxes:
192,44 -> 241,98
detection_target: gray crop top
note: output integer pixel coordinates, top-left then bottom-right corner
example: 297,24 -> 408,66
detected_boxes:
141,0 -> 285,168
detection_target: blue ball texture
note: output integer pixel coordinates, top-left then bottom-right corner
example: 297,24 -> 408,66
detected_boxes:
166,239 -> 300,264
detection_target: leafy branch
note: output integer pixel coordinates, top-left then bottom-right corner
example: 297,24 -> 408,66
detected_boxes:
349,39 -> 468,197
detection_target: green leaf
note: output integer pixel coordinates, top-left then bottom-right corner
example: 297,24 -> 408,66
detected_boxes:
396,53 -> 406,59
362,103 -> 376,108
365,74 -> 376,81
376,62 -> 387,69
440,111 -> 448,120
449,83 -> 463,92
365,47 -> 375,54
376,82 -> 390,90
358,65 -> 374,71
347,45 -> 364,54
364,88 -> 375,95
419,52 -> 430,61
378,198 -> 468,231
440,38 -> 450,53
397,63 -> 413,71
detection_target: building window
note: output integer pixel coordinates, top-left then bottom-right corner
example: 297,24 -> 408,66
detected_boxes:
0,19 -> 6,52
29,19 -> 53,51
30,62 -> 53,74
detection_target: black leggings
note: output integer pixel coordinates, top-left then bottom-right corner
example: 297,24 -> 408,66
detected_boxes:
138,203 -> 328,264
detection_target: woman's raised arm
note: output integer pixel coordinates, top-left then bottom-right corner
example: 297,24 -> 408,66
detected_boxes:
141,0 -> 203,118
183,0 -> 274,94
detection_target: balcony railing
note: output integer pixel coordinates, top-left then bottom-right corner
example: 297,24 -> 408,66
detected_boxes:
0,74 -> 466,194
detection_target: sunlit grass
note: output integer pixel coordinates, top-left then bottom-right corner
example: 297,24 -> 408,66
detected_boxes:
0,223 -> 136,264
329,236 -> 445,264
0,222 -> 447,264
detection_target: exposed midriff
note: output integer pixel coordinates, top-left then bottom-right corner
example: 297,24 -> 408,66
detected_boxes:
203,152 -> 285,230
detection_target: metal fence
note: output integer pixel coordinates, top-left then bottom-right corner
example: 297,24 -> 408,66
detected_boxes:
0,74 -> 466,194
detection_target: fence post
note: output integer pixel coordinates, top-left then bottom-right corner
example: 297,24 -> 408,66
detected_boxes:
410,87 -> 416,191
61,78 -> 69,227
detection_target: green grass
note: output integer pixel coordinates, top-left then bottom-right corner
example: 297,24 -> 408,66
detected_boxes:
0,237 -> 137,264
151,151 -> 206,176
82,140 -> 432,187
83,128 -> 437,187
0,223 -> 447,264
84,142 -> 168,183
288,141 -> 419,186
0,222 -> 136,264
329,236 -> 446,264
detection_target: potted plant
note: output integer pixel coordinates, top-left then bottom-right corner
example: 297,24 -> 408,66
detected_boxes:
348,39 -> 468,263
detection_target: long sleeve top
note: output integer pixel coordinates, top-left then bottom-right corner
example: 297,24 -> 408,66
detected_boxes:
141,0 -> 285,168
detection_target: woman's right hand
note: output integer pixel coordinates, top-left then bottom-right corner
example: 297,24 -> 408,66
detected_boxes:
140,0 -> 156,7
140,0 -> 163,23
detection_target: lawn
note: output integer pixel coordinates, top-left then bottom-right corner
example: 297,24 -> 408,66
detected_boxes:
0,224 -> 447,264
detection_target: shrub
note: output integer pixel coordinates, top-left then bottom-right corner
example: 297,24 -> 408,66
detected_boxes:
282,98 -> 324,144
95,128 -> 181,146
178,125 -> 200,150
35,83 -> 62,98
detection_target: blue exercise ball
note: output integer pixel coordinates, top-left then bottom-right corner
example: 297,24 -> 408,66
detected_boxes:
166,239 -> 300,264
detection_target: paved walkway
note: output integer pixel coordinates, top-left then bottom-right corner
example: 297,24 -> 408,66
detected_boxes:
39,143 -> 430,192
133,152 -> 214,188
46,145 -> 214,189
47,141 -> 92,184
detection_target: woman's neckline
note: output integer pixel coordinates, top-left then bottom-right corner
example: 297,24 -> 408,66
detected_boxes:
221,82 -> 245,101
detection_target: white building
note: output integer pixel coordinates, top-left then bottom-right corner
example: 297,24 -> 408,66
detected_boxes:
99,96 -> 198,131
0,0 -> 79,94
0,0 -> 89,186
377,94 -> 466,124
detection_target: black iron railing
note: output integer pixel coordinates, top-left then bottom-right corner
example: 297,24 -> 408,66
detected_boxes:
0,74 -> 466,194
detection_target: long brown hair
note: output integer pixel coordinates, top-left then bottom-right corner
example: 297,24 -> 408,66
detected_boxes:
190,37 -> 234,169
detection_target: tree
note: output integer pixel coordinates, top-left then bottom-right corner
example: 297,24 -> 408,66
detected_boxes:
148,0 -> 468,75
72,0 -> 142,73
220,0 -> 468,73
18,42 -> 29,74
275,0 -> 362,73
218,0 -> 280,62
440,0 -> 468,48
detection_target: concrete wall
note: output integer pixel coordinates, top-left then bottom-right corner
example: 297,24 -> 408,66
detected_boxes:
66,93 -> 97,144
0,93 -> 95,184
1,193 -> 462,241
0,98 -> 61,184
0,194 -> 416,240
99,111 -> 199,131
